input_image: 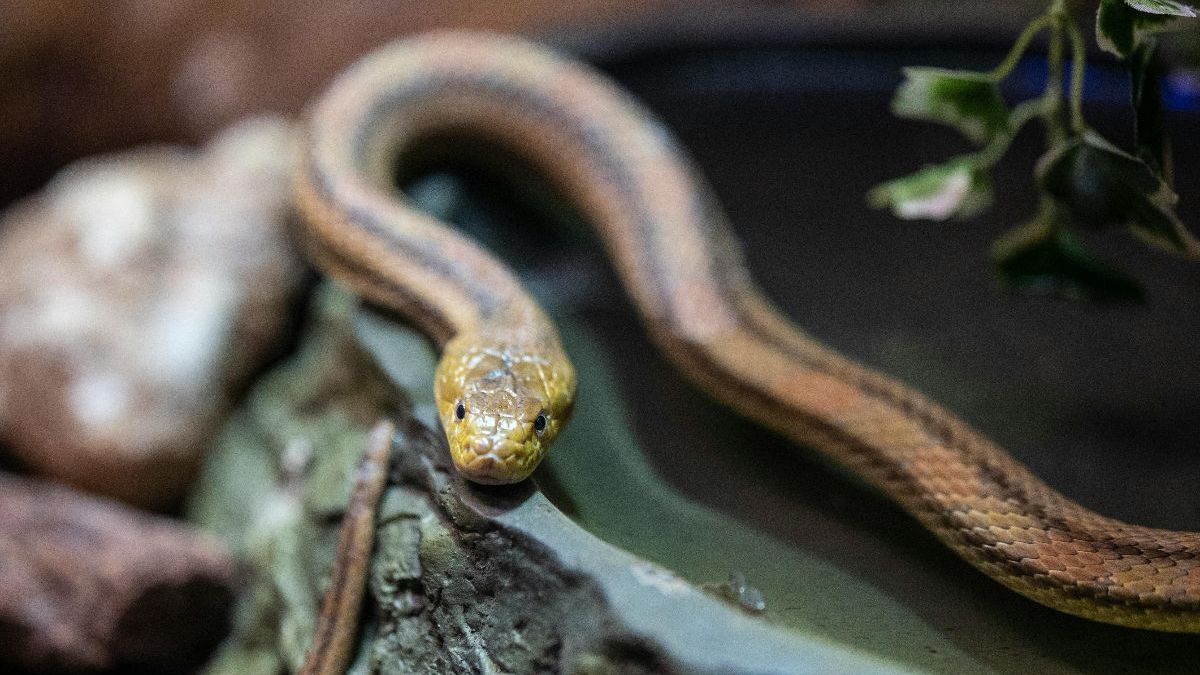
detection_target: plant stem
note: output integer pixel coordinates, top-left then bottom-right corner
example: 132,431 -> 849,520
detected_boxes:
1039,197 -> 1060,235
989,14 -> 1055,81
976,99 -> 1045,167
1063,12 -> 1088,133
1044,16 -> 1067,147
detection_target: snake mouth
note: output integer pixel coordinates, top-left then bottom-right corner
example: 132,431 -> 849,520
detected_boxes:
452,437 -> 537,484
457,451 -> 530,484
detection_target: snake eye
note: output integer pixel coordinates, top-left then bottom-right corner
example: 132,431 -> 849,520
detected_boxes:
534,412 -> 548,435
455,402 -> 465,421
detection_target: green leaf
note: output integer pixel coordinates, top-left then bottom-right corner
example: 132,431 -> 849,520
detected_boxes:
1097,0 -> 1196,59
1129,41 -> 1172,180
992,219 -> 1143,302
1037,131 -> 1200,256
868,156 -> 992,221
892,67 -> 1010,144
1124,0 -> 1197,16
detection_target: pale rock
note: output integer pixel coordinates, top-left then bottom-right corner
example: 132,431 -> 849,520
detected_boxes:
0,116 -> 304,507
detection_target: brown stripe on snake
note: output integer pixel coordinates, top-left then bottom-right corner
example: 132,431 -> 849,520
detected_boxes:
296,29 -> 1200,640
301,162 -> 504,320
299,184 -> 459,343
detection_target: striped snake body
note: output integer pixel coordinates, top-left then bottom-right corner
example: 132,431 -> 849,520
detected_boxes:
297,31 -> 1200,634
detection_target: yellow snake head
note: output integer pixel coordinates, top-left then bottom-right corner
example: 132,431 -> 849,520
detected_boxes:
434,331 -> 575,484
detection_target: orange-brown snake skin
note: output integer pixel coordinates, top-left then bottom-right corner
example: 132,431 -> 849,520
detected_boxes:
296,31 -> 1200,633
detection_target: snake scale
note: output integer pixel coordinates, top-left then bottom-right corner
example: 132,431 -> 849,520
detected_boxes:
295,30 -> 1200,649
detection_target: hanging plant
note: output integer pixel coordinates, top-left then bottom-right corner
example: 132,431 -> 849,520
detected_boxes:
869,0 -> 1198,301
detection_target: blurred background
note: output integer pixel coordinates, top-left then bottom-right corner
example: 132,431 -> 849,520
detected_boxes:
0,1 -> 1066,206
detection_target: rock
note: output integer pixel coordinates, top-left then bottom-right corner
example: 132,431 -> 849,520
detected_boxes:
0,471 -> 235,672
190,287 -> 409,675
191,288 -> 899,673
0,117 -> 305,507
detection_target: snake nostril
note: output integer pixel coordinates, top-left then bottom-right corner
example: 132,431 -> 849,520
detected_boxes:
455,401 -> 465,421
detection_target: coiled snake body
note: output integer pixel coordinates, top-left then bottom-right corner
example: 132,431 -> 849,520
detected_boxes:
297,31 -> 1200,639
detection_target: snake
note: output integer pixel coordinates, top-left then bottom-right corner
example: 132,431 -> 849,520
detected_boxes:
294,31 -> 1200,663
